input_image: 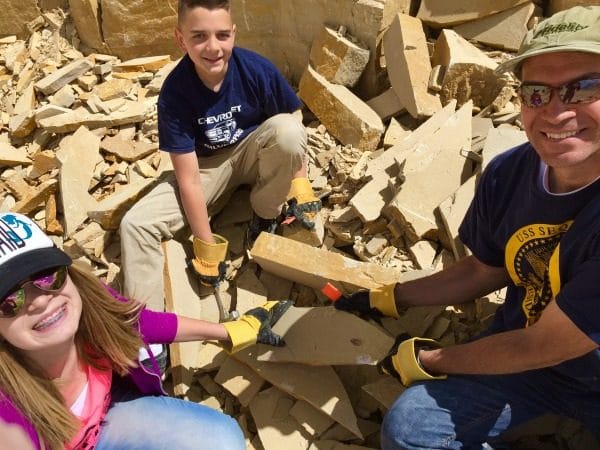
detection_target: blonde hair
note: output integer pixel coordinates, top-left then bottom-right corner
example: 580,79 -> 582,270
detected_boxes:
0,261 -> 143,450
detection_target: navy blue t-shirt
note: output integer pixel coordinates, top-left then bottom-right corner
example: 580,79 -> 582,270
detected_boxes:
459,143 -> 600,381
158,47 -> 301,156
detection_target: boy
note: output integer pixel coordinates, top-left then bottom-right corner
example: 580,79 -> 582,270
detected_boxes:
120,0 -> 319,315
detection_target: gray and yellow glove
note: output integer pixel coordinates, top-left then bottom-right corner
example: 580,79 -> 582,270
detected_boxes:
285,177 -> 322,229
191,234 -> 228,287
378,333 -> 447,387
222,300 -> 292,353
333,283 -> 401,318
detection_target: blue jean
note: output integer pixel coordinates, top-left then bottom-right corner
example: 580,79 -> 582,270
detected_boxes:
96,395 -> 246,450
381,370 -> 600,450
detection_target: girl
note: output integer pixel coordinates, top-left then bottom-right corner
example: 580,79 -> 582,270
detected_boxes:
0,212 -> 289,449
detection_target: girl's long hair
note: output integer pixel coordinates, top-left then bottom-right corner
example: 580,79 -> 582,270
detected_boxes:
0,261 -> 143,450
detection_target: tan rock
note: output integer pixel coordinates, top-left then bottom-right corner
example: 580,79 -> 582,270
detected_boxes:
250,233 -> 402,292
384,13 -> 442,119
299,65 -> 384,152
38,101 -> 149,134
56,126 -> 102,236
366,87 -> 405,121
87,178 -> 155,230
0,142 -> 31,167
309,26 -> 370,88
34,58 -> 94,95
417,0 -> 530,27
383,101 -> 473,243
454,3 -> 536,52
92,78 -> 134,101
432,29 -> 505,109
69,0 -> 106,51
114,55 -> 173,73
100,135 -> 157,162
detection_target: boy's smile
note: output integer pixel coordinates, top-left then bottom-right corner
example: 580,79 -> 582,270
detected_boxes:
175,6 -> 236,92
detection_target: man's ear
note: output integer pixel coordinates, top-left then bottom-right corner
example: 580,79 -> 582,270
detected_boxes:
174,28 -> 186,53
232,23 -> 237,41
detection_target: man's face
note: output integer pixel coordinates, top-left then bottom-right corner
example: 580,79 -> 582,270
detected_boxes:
520,51 -> 600,191
175,6 -> 236,89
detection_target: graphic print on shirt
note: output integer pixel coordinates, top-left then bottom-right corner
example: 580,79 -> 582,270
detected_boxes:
198,105 -> 243,150
505,221 -> 573,326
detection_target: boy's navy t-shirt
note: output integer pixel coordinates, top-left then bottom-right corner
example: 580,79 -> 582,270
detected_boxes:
459,143 -> 600,383
158,47 -> 301,156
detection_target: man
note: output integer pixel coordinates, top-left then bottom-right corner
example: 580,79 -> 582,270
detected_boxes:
120,0 -> 320,315
335,6 -> 600,448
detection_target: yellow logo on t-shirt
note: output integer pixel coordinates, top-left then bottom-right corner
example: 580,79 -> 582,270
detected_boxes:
505,221 -> 573,325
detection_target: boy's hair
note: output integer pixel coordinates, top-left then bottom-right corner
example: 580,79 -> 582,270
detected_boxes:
178,0 -> 230,23
0,261 -> 143,450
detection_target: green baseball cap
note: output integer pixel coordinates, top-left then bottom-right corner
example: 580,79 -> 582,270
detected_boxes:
496,5 -> 600,75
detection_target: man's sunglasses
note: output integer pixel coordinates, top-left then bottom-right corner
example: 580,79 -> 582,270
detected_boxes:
518,76 -> 600,108
0,266 -> 68,318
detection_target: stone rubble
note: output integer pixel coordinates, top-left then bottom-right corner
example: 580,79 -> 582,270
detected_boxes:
0,2 -> 597,449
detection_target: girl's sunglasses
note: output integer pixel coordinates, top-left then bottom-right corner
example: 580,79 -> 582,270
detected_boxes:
518,76 -> 600,108
0,266 -> 68,318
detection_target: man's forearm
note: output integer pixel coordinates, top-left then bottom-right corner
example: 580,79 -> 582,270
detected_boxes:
394,255 -> 510,308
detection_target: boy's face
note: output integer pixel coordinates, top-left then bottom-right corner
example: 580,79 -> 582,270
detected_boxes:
175,6 -> 236,88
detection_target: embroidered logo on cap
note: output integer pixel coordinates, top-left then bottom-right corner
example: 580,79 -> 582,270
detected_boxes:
534,22 -> 588,39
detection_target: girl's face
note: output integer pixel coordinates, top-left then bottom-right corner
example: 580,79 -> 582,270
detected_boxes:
0,271 -> 82,356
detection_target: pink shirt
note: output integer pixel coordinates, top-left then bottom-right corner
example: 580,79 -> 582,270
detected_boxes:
66,362 -> 112,450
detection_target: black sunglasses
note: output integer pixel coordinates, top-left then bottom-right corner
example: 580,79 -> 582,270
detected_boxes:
0,266 -> 68,318
518,76 -> 600,108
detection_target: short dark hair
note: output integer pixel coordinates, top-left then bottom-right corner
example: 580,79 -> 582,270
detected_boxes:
178,0 -> 230,22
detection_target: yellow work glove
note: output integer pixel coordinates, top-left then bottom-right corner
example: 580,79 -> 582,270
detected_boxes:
333,284 -> 401,318
285,177 -> 322,229
191,234 -> 228,287
222,300 -> 293,353
378,334 -> 447,387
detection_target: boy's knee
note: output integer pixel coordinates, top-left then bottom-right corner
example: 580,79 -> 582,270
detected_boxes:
381,388 -> 434,449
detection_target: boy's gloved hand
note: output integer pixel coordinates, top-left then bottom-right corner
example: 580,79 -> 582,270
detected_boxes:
222,300 -> 293,353
285,177 -> 322,229
378,333 -> 447,387
191,234 -> 228,287
334,283 -> 401,318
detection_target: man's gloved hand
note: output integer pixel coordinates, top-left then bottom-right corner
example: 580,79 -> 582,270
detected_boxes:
191,234 -> 228,287
334,283 -> 401,318
222,300 -> 293,353
378,333 -> 447,387
285,177 -> 322,229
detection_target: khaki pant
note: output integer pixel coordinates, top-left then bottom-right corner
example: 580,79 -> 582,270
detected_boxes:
120,114 -> 306,310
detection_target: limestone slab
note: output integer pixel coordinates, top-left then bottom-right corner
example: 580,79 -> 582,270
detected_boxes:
383,101 -> 472,243
256,306 -> 394,366
237,348 -> 362,439
436,174 -> 478,260
163,239 -> 203,397
249,387 -> 311,450
453,3 -> 535,52
38,101 -> 149,134
349,100 -> 457,223
432,29 -> 504,109
35,58 -> 93,95
309,26 -> 370,88
214,356 -> 266,407
250,233 -> 402,292
383,13 -> 441,119
56,126 -> 102,236
299,65 -> 384,152
417,0 -> 530,27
